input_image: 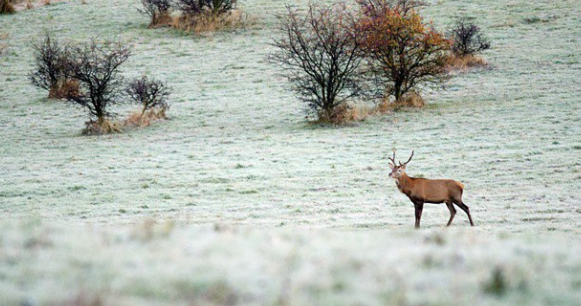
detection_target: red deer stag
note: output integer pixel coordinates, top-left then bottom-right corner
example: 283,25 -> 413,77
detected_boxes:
388,150 -> 474,228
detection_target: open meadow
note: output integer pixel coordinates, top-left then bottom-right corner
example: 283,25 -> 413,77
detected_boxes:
1,0 -> 581,305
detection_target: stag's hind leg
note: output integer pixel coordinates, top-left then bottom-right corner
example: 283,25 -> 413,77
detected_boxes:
454,202 -> 474,226
445,201 -> 456,227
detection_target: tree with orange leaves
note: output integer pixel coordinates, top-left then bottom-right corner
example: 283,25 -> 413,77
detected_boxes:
356,0 -> 450,104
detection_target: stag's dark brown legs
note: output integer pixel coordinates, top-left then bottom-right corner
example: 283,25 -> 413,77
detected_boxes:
414,202 -> 424,229
445,201 -> 456,227
455,202 -> 474,226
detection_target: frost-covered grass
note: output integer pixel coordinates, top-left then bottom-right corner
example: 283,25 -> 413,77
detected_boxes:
1,0 -> 581,305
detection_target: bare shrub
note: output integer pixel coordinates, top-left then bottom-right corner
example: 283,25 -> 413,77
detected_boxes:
124,75 -> 171,127
272,3 -> 364,123
0,0 -> 15,14
64,39 -> 131,134
175,0 -> 236,16
355,0 -> 451,106
356,0 -> 427,17
29,34 -> 79,99
449,19 -> 490,57
138,0 -> 172,28
447,19 -> 490,70
126,76 -> 171,114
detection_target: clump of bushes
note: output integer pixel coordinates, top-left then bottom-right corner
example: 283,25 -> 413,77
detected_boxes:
0,0 -> 15,15
446,18 -> 491,70
272,0 -> 454,123
137,0 -> 248,34
29,35 -> 172,135
124,76 -> 171,127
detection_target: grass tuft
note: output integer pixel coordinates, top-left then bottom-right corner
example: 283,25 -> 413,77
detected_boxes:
446,54 -> 489,71
123,107 -> 167,128
149,11 -> 172,28
171,10 -> 252,34
83,119 -> 123,135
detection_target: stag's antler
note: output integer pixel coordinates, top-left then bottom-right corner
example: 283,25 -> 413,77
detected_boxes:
399,150 -> 414,166
388,149 -> 397,165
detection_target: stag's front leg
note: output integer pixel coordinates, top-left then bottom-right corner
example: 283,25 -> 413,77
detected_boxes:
414,202 -> 424,229
445,201 -> 456,227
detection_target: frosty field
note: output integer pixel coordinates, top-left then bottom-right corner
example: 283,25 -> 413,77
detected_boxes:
1,0 -> 581,305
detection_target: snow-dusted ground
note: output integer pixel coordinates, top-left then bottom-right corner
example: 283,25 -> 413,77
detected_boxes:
1,0 -> 580,305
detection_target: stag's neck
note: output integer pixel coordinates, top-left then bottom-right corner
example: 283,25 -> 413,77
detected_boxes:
395,173 -> 415,195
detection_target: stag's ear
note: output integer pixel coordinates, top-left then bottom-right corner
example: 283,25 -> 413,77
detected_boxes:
388,163 -> 394,170
401,163 -> 406,170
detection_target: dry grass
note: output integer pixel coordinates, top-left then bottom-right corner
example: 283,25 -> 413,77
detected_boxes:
148,11 -> 172,29
446,54 -> 489,71
0,0 -> 15,14
123,107 -> 167,128
11,0 -> 58,11
314,93 -> 426,125
48,79 -> 80,100
373,92 -> 426,113
171,10 -> 252,34
1,33 -> 8,56
395,92 -> 425,108
330,103 -> 375,124
83,119 -> 122,135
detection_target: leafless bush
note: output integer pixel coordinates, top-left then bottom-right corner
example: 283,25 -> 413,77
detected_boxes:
64,39 -> 131,133
356,0 -> 427,17
449,19 -> 490,57
272,3 -> 365,123
29,33 -> 78,99
175,0 -> 236,16
126,76 -> 171,115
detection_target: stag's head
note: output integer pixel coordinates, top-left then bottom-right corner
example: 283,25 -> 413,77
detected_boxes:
388,149 -> 414,179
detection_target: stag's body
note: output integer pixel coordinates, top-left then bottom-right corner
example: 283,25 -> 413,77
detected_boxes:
389,150 -> 474,228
